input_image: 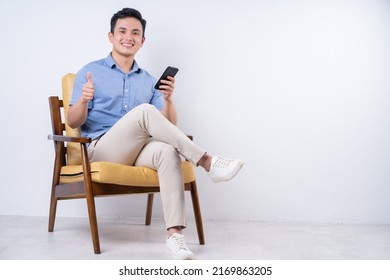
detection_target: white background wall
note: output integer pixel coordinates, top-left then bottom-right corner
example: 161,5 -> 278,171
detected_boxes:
0,0 -> 389,224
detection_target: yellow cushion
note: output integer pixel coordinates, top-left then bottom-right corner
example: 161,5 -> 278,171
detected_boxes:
60,161 -> 195,186
62,73 -> 83,165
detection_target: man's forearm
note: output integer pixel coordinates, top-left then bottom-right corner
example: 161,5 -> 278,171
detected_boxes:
67,99 -> 89,128
161,101 -> 178,125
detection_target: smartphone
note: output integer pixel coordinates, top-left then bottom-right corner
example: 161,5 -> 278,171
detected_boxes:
154,66 -> 179,89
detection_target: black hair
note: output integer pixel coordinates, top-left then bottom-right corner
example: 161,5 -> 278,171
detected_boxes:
110,8 -> 147,37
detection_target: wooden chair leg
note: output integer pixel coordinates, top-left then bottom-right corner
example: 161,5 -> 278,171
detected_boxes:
145,193 -> 154,225
85,194 -> 100,254
48,193 -> 57,232
81,144 -> 101,254
189,181 -> 205,245
49,142 -> 62,232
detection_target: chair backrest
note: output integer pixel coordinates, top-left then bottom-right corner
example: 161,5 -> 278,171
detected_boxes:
62,73 -> 82,165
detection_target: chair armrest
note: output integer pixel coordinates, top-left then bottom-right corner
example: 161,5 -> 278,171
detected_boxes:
48,134 -> 92,144
49,134 -> 189,143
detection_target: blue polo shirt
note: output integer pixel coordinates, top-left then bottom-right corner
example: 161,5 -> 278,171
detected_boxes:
70,54 -> 163,140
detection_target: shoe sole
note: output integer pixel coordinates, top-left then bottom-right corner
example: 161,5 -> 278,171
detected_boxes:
166,250 -> 194,260
212,160 -> 245,183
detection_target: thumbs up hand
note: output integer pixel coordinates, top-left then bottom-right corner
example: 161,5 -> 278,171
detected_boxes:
81,71 -> 94,103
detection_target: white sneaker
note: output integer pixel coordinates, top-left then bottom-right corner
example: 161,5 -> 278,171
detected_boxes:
207,155 -> 244,183
166,233 -> 194,260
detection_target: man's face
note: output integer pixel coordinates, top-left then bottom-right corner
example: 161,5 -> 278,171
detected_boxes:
108,17 -> 145,58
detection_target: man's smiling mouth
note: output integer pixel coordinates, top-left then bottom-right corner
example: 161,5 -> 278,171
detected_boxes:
122,43 -> 134,48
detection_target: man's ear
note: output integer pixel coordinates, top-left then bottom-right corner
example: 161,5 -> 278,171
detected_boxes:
108,32 -> 113,43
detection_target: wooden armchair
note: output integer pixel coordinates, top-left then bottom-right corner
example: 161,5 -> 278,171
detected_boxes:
48,73 -> 205,254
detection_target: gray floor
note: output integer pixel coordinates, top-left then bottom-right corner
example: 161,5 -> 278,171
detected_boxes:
0,215 -> 389,260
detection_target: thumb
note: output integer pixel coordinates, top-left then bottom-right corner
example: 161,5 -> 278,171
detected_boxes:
86,72 -> 93,84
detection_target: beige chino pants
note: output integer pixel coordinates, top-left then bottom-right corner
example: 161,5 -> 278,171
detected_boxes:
87,104 -> 206,229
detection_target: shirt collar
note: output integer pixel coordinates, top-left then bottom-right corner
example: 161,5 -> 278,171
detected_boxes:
105,53 -> 142,74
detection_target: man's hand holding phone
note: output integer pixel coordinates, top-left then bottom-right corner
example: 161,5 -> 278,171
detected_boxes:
155,66 -> 179,101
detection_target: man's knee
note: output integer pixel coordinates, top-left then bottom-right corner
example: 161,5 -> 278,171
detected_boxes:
159,143 -> 181,164
137,103 -> 158,113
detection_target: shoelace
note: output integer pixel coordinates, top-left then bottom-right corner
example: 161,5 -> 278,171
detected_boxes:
171,235 -> 190,251
212,156 -> 233,169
